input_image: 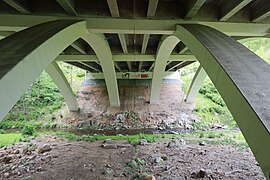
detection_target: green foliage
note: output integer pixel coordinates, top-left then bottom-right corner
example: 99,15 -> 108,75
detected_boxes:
243,38 -> 270,64
22,126 -> 35,136
0,133 -> 22,146
52,131 -> 157,144
199,80 -> 225,106
0,129 -> 6,134
0,121 -> 42,129
125,110 -> 140,120
181,39 -> 270,130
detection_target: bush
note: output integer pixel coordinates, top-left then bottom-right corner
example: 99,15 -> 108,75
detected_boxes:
22,126 -> 35,136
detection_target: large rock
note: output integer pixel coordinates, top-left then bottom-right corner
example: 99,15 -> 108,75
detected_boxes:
167,139 -> 186,148
115,113 -> 126,123
38,144 -> 52,154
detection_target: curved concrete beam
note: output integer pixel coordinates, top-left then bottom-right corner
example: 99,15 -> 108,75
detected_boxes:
150,35 -> 180,104
0,20 -> 87,121
82,33 -> 120,107
185,65 -> 207,103
175,24 -> 270,179
46,61 -> 79,111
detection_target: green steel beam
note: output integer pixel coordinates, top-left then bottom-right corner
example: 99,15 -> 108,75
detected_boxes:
178,46 -> 188,54
87,71 -> 179,80
106,0 -> 120,17
0,20 -> 87,121
147,0 -> 159,18
3,0 -> 31,14
141,34 -> 150,54
118,34 -> 128,54
175,24 -> 270,179
166,61 -> 184,71
78,62 -> 100,72
219,0 -> 252,21
56,0 -> 78,16
252,0 -> 270,22
71,41 -> 86,54
55,54 -> 196,62
0,14 -> 268,36
185,0 -> 206,19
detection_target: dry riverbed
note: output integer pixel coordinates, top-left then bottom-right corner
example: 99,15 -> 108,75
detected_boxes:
0,134 -> 265,180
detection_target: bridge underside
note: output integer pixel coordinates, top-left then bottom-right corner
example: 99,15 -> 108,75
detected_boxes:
0,0 -> 270,179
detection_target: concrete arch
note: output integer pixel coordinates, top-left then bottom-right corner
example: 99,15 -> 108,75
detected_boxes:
82,33 -> 120,107
150,35 -> 180,104
185,65 -> 207,103
173,24 -> 270,179
0,20 -> 88,121
46,61 -> 79,111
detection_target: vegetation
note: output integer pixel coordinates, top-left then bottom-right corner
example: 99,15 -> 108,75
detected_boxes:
1,63 -> 85,128
0,133 -> 22,147
181,38 -> 270,129
38,130 -> 248,149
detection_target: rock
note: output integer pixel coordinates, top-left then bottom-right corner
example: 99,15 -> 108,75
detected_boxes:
103,139 -> 112,144
36,167 -> 43,172
197,168 -> 207,178
127,160 -> 138,168
38,144 -> 52,154
139,173 -> 156,180
115,113 -> 126,123
169,131 -> 179,135
161,156 -> 168,161
22,147 -> 31,155
139,139 -> 148,146
20,176 -> 35,180
102,144 -> 118,149
4,172 -> 10,178
212,123 -> 223,129
199,141 -> 206,146
191,168 -> 210,178
76,120 -> 90,128
117,144 -> 132,148
2,155 -> 12,163
167,139 -> 186,148
13,149 -> 20,154
154,157 -> 163,164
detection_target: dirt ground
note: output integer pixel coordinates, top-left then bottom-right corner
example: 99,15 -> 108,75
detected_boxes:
65,79 -> 198,129
0,135 -> 265,180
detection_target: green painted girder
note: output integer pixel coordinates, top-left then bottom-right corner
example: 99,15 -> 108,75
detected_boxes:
0,20 -> 87,121
55,54 -> 197,62
174,24 -> 270,179
0,14 -> 269,37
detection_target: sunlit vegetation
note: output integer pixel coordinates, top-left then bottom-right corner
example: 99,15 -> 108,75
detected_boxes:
181,38 -> 270,129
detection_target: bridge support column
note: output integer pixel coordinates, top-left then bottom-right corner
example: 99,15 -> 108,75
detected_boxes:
150,35 -> 180,104
46,61 -> 79,111
82,33 -> 120,107
174,24 -> 270,179
185,65 -> 207,103
0,20 -> 87,121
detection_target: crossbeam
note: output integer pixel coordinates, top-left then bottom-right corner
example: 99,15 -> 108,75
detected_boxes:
55,54 -> 196,62
0,14 -> 268,37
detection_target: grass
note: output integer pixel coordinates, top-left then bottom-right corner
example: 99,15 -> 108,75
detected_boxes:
50,131 -> 158,144
0,130 -> 248,150
37,130 -> 248,149
0,133 -> 22,147
181,69 -> 236,129
0,120 -> 72,129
